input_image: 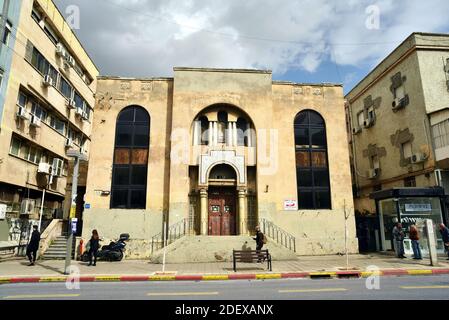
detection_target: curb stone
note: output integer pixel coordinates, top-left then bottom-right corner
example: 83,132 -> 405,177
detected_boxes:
1,268 -> 449,284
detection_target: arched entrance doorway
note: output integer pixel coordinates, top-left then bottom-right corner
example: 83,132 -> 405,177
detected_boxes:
207,164 -> 237,236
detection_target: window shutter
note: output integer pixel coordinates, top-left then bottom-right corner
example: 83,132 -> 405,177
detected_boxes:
25,40 -> 34,62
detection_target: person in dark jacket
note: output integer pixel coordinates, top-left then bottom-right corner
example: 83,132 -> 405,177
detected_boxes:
392,223 -> 406,258
253,226 -> 264,262
26,225 -> 40,266
88,229 -> 100,266
439,223 -> 449,260
409,225 -> 422,260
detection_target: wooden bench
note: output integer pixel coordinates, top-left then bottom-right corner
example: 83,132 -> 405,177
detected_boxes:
233,249 -> 272,272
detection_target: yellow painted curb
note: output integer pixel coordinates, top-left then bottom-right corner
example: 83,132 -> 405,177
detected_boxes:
148,275 -> 176,281
94,276 -> 121,282
256,274 -> 282,280
39,277 -> 67,282
202,275 -> 229,281
0,278 -> 11,284
407,269 -> 433,275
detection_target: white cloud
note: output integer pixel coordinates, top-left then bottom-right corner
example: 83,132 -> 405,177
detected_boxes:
54,0 -> 449,78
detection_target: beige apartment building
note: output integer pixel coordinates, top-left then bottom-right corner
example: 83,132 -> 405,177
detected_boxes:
82,67 -> 358,260
0,0 -> 98,247
346,32 -> 449,255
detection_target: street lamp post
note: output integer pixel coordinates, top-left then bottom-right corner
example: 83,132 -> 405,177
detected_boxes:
64,150 -> 87,275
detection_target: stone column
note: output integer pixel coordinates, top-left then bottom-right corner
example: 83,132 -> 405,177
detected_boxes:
232,122 -> 238,146
227,122 -> 233,147
200,188 -> 208,235
238,189 -> 248,235
208,121 -> 213,146
193,120 -> 200,146
213,121 -> 218,146
246,123 -> 252,147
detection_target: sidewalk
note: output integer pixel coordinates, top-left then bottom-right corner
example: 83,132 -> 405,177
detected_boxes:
1,253 -> 449,283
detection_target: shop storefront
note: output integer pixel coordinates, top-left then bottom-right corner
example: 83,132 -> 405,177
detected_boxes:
370,187 -> 448,256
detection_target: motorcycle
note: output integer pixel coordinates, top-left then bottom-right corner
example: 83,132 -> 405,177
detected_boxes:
82,233 -> 129,262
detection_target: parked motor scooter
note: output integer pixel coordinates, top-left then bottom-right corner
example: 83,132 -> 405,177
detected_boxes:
82,233 -> 129,262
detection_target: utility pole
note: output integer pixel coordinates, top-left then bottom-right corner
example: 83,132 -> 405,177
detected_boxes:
64,150 -> 87,275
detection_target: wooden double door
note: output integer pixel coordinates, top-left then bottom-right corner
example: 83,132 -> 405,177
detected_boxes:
208,187 -> 236,236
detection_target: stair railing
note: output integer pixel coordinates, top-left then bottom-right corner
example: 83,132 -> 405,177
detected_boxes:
259,218 -> 296,252
151,218 -> 190,253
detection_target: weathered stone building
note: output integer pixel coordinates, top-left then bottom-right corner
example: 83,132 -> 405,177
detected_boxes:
346,33 -> 449,255
83,67 -> 358,260
0,0 -> 98,250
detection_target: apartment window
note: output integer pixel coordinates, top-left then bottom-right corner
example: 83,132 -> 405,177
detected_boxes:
68,128 -> 81,145
74,91 -> 83,109
404,176 -> 416,187
50,116 -> 65,135
10,137 -> 21,156
294,110 -> 331,210
2,20 -> 11,45
31,101 -> 47,121
17,92 -> 27,108
111,106 -> 150,209
402,141 -> 413,159
432,120 -> 449,149
59,77 -> 73,100
394,85 -> 406,100
31,5 -> 42,23
371,155 -> 380,169
30,47 -> 58,84
357,111 -> 364,129
43,22 -> 58,44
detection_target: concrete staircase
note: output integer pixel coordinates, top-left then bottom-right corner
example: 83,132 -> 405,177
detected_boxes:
150,236 -> 298,263
41,236 -> 70,260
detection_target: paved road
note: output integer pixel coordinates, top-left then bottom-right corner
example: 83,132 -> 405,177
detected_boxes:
1,275 -> 449,300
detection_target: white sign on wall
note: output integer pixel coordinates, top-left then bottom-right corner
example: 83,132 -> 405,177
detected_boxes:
0,204 -> 6,220
284,200 -> 298,211
405,204 -> 432,212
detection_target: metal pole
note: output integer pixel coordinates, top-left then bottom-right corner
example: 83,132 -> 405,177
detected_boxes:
162,221 -> 167,273
38,188 -> 45,232
64,156 -> 79,275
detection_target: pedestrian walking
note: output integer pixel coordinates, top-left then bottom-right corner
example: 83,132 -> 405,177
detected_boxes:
439,223 -> 449,260
409,224 -> 422,260
392,223 -> 406,258
253,226 -> 266,262
88,229 -> 100,266
26,225 -> 40,266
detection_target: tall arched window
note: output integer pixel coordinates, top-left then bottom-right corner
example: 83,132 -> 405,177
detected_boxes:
236,117 -> 248,146
294,110 -> 331,209
111,106 -> 150,209
217,111 -> 228,144
199,116 -> 209,145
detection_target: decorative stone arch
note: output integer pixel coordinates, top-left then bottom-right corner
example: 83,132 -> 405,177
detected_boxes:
200,150 -> 245,186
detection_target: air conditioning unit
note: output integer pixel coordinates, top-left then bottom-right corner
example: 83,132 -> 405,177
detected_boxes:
67,99 -> 76,109
42,74 -> 54,87
65,137 -> 73,148
56,43 -> 66,57
30,115 -> 41,127
37,162 -> 52,174
363,114 -> 375,128
20,199 -> 35,215
75,107 -> 83,117
352,127 -> 362,135
81,111 -> 89,121
16,106 -> 28,120
51,158 -> 64,177
367,168 -> 380,179
411,152 -> 427,164
64,55 -> 75,68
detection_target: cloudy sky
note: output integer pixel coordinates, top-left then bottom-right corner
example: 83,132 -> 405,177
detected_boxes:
54,0 -> 449,93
